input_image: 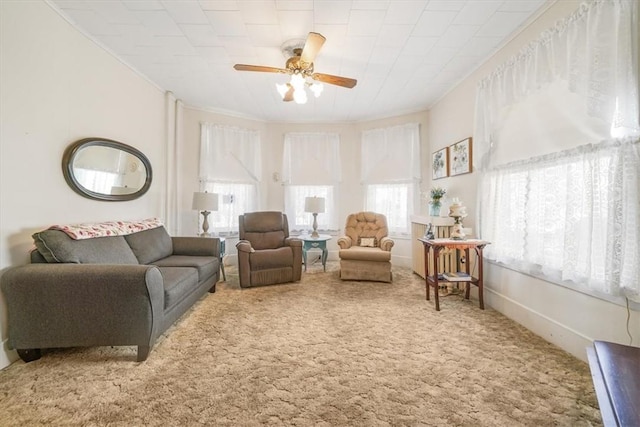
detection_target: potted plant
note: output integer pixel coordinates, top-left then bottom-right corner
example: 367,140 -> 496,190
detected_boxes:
429,187 -> 446,216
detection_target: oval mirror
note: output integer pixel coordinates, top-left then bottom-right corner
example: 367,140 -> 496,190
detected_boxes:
62,138 -> 152,201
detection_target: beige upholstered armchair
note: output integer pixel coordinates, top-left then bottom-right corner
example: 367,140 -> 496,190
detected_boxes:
236,211 -> 303,288
337,212 -> 394,282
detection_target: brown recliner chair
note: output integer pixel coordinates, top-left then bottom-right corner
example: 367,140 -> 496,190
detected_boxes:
337,212 -> 394,282
236,211 -> 303,288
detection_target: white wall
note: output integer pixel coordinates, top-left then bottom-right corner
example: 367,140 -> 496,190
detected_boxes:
427,0 -> 640,361
0,1 -> 168,368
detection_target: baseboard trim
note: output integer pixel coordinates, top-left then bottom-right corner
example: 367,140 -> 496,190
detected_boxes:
485,287 -> 593,362
1,338 -> 19,370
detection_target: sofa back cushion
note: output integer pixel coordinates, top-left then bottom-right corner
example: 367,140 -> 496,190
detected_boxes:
32,230 -> 139,264
124,226 -> 173,264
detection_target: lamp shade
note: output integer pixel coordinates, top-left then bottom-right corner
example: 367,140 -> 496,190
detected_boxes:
192,192 -> 219,211
304,196 -> 325,214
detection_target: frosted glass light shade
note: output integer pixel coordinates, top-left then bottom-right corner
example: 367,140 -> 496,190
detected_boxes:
310,83 -> 323,97
276,83 -> 289,98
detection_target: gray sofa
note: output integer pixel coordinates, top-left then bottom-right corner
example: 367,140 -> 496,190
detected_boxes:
1,225 -> 220,362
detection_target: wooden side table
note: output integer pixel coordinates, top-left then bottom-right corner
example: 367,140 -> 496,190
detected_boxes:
418,238 -> 490,311
298,234 -> 331,271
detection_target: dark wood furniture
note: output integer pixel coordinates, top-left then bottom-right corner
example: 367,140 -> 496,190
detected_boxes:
587,340 -> 640,426
418,238 -> 490,311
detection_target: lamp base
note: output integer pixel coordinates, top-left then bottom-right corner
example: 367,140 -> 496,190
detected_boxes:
311,213 -> 319,238
200,211 -> 213,238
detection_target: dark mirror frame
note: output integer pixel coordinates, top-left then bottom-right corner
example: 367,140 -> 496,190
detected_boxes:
62,138 -> 153,201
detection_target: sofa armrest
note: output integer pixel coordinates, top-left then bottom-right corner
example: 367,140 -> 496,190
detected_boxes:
172,236 -> 219,257
337,236 -> 352,249
1,263 -> 165,361
380,237 -> 394,252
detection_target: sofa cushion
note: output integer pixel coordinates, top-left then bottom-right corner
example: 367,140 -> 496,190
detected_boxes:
152,255 -> 218,284
32,230 -> 139,264
157,267 -> 199,310
124,226 -> 173,264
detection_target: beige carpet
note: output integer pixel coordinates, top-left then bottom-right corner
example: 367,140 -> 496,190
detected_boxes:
0,262 -> 601,426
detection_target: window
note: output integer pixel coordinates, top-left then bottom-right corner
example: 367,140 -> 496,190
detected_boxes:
285,185 -> 335,232
361,123 -> 420,236
282,133 -> 341,232
199,123 -> 261,235
474,0 -> 639,301
479,138 -> 639,300
365,184 -> 410,234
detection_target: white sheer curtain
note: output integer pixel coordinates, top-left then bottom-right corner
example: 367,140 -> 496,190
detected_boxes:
479,137 -> 640,301
199,123 -> 261,234
474,0 -> 639,169
282,132 -> 341,231
361,123 -> 420,235
475,0 -> 640,301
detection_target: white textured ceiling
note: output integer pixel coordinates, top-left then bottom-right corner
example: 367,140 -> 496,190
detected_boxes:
49,0 -> 548,123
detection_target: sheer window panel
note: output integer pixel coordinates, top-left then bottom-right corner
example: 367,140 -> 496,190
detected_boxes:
365,183 -> 414,236
479,138 -> 640,301
201,182 -> 257,235
198,123 -> 261,235
285,185 -> 337,233
282,132 -> 341,234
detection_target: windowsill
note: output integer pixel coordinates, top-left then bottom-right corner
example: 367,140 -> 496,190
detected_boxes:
487,259 -> 640,311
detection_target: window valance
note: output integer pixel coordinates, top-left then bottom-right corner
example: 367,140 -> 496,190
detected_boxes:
474,0 -> 639,169
361,123 -> 420,184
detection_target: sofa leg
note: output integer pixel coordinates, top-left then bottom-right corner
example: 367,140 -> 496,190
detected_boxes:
209,283 -> 216,293
17,348 -> 41,363
137,345 -> 150,362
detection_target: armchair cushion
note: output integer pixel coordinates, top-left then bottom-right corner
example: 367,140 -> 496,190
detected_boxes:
248,247 -> 293,269
339,246 -> 391,262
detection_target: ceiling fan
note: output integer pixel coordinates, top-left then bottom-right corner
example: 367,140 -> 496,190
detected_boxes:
233,32 -> 357,104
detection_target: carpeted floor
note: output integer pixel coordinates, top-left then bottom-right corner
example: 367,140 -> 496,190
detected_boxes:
0,262 -> 601,426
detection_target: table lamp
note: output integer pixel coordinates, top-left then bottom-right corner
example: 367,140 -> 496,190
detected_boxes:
192,191 -> 219,237
448,197 -> 468,240
304,196 -> 325,238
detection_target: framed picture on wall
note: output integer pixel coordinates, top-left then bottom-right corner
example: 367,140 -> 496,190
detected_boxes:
449,137 -> 472,176
432,147 -> 448,180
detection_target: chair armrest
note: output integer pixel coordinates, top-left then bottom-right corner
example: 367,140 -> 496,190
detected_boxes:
285,237 -> 302,247
337,236 -> 352,249
172,236 -> 220,257
1,263 -> 164,353
236,240 -> 255,253
380,237 -> 396,252
380,237 -> 394,251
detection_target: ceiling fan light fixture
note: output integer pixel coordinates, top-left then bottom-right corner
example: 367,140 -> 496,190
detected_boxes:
276,83 -> 289,98
290,73 -> 305,90
293,88 -> 308,104
309,82 -> 324,98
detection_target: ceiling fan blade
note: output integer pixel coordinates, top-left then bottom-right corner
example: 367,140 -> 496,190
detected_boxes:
283,85 -> 294,102
300,32 -> 326,65
311,73 -> 357,89
234,64 -> 289,74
